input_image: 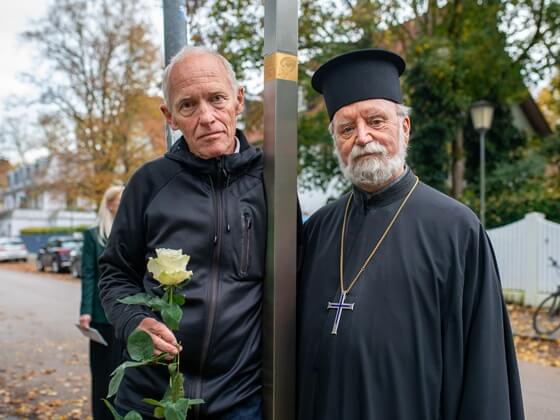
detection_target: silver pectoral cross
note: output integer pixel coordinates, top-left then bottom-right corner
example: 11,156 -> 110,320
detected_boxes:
327,291 -> 355,335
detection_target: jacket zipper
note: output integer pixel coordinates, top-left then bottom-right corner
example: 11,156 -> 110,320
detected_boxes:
241,212 -> 252,276
192,159 -> 225,420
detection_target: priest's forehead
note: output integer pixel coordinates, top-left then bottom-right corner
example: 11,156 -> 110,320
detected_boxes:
333,98 -> 399,124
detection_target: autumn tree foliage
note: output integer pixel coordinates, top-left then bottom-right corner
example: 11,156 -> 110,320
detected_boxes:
189,0 -> 559,225
23,0 -> 165,206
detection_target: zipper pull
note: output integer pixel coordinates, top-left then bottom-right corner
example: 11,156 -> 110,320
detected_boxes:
244,214 -> 252,230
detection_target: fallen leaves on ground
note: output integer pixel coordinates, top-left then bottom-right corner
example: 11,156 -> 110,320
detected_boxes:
508,304 -> 560,367
0,260 -> 77,282
0,369 -> 91,420
0,264 -> 558,419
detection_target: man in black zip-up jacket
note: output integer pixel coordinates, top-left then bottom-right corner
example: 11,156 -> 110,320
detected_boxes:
99,46 -> 266,420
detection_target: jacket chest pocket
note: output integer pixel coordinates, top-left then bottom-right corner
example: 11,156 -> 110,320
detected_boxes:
240,210 -> 252,277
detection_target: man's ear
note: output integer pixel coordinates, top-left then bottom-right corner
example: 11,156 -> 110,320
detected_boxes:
160,104 -> 177,130
235,87 -> 245,115
402,115 -> 411,145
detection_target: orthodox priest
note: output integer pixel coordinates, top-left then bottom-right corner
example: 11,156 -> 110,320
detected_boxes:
297,49 -> 524,420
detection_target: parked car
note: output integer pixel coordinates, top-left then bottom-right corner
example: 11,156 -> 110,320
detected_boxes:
0,237 -> 29,262
36,235 -> 83,273
70,246 -> 82,277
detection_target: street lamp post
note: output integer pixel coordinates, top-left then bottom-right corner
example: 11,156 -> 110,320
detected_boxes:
470,100 -> 494,227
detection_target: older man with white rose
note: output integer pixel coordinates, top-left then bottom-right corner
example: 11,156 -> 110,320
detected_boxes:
99,46 -> 266,420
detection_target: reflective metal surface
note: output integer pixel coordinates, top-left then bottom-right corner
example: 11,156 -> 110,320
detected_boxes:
263,1 -> 298,419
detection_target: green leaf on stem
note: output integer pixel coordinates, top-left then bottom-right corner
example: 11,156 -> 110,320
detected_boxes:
142,398 -> 164,407
123,411 -> 143,420
163,398 -> 189,420
103,399 -> 124,420
118,293 -> 153,306
154,407 -> 165,419
170,371 -> 185,402
123,360 -> 153,369
162,303 -> 182,331
107,365 -> 126,398
107,360 -> 153,398
173,294 -> 186,306
149,297 -> 168,311
188,399 -> 204,406
160,371 -> 185,404
168,362 -> 178,376
127,330 -> 154,361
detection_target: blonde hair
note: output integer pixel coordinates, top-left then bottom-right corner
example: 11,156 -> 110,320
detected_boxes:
97,185 -> 124,245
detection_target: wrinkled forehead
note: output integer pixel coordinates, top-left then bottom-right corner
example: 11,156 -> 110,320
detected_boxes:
170,53 -> 232,90
333,98 -> 398,124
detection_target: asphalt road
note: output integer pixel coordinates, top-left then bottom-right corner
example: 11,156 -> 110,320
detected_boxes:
0,267 -> 90,419
0,267 -> 559,419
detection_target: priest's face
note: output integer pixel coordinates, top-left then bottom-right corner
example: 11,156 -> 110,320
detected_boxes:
332,99 -> 410,192
160,52 -> 245,159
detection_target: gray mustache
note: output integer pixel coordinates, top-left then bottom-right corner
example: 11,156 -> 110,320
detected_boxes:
349,142 -> 388,161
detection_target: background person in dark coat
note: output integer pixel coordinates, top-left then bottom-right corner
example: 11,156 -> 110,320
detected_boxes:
79,185 -> 124,420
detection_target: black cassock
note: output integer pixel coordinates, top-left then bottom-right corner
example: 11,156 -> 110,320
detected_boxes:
297,169 -> 524,420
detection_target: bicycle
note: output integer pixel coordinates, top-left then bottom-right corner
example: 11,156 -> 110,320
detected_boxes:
532,256 -> 560,336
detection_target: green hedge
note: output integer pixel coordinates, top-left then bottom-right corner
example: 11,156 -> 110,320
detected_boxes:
20,225 -> 90,235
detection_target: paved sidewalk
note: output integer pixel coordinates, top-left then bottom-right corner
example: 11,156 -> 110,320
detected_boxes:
519,361 -> 560,420
1,267 -> 559,419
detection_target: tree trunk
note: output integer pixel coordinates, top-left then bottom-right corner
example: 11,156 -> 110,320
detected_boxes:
452,125 -> 465,198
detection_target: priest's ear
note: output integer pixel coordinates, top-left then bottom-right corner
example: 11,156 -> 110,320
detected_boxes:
401,115 -> 411,145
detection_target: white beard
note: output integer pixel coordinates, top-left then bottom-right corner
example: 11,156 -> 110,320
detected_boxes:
336,129 -> 408,190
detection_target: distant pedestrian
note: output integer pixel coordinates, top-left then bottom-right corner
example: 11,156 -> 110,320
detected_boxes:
78,185 -> 124,419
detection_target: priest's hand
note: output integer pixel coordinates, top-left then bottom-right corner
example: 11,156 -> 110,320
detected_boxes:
136,317 -> 182,359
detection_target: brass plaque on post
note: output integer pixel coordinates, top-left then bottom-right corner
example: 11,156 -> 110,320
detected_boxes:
264,52 -> 298,82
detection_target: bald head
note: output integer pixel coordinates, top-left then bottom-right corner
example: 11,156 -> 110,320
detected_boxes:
162,46 -> 239,107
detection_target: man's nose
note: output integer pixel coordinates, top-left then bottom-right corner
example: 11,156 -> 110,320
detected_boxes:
355,120 -> 371,146
198,101 -> 216,125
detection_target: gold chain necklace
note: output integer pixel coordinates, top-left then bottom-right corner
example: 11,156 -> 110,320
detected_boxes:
327,176 -> 419,335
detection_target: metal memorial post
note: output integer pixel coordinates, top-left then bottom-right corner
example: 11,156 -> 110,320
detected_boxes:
262,0 -> 298,419
163,0 -> 187,149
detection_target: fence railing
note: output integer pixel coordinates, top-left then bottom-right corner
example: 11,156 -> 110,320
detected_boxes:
488,212 -> 560,306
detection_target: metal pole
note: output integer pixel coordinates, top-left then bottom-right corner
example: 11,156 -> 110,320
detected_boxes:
163,0 -> 187,149
480,131 -> 486,227
263,1 -> 298,419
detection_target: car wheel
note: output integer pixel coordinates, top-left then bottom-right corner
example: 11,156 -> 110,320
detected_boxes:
36,257 -> 45,272
52,258 -> 61,273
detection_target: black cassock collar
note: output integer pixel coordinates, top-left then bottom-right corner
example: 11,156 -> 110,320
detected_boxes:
352,167 -> 416,210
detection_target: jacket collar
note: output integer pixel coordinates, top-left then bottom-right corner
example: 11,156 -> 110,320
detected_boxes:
164,129 -> 262,176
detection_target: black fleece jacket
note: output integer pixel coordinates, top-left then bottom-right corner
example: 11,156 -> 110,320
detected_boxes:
99,130 -> 266,419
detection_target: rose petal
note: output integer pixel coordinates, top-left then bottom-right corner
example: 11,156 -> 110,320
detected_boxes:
155,248 -> 190,272
147,257 -> 163,278
158,270 -> 191,286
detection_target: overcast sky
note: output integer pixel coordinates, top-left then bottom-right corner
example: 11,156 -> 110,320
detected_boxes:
0,0 -> 164,120
0,1 -> 47,112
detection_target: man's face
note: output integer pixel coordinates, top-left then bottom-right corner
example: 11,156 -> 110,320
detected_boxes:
161,53 -> 244,159
332,98 -> 410,191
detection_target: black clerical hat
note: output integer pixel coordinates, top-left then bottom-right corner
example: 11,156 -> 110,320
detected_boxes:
311,49 -> 406,120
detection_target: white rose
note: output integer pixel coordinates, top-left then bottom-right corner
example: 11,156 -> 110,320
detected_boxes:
147,248 -> 193,286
